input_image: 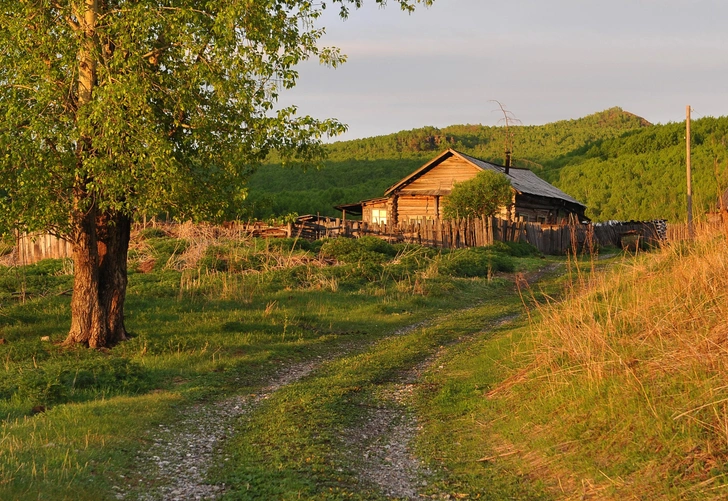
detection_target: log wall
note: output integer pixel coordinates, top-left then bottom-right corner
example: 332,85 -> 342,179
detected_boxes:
400,156 -> 478,194
396,195 -> 439,221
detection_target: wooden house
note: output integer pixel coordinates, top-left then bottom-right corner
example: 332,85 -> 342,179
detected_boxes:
336,149 -> 588,225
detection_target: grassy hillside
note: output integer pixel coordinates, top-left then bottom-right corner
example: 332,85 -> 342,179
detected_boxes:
247,108 -> 728,223
246,107 -> 650,220
417,222 -> 728,499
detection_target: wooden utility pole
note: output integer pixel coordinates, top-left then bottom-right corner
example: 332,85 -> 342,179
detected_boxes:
686,105 -> 693,237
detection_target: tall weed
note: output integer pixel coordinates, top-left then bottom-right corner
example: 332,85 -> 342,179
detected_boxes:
525,223 -> 728,492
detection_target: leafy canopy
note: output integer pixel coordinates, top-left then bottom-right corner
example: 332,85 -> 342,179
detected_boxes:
0,0 -> 432,235
442,170 -> 513,220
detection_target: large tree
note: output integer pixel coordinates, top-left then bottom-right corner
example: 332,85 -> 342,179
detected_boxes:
0,0 -> 433,348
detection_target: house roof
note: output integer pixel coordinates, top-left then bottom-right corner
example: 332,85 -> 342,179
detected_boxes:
384,149 -> 586,209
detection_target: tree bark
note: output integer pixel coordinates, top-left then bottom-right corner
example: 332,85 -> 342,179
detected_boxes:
98,212 -> 131,345
66,204 -> 105,347
65,209 -> 131,348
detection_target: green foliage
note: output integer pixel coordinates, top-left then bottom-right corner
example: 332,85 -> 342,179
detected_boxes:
0,241 -> 13,257
248,107 -> 649,219
265,237 -> 320,253
138,227 -> 168,240
147,237 -> 189,257
265,212 -> 300,226
319,236 -> 397,263
442,170 -> 513,220
320,107 -> 648,165
0,356 -> 147,407
543,116 -> 728,221
485,240 -> 542,257
244,158 -> 425,219
0,259 -> 73,301
253,110 -> 728,223
438,247 -> 515,277
0,1 -> 395,235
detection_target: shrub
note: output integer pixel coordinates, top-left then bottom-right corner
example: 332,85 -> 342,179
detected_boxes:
319,238 -> 358,259
147,237 -> 189,257
391,243 -> 438,259
0,356 -> 148,408
386,244 -> 439,280
438,247 -> 515,277
138,227 -> 168,239
485,240 -> 541,257
356,236 -> 397,256
442,170 -> 513,220
199,244 -> 239,272
320,236 -> 396,264
307,239 -> 325,254
0,259 -> 74,298
265,237 -> 315,252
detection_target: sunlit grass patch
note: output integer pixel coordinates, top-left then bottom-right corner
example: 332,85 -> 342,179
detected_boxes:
415,225 -> 728,500
0,229 -> 543,498
0,391 -> 181,500
212,279 -> 525,500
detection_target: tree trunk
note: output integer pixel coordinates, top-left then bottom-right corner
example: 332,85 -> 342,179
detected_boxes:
65,0 -> 130,348
98,212 -> 131,345
66,204 -> 105,347
65,209 -> 131,348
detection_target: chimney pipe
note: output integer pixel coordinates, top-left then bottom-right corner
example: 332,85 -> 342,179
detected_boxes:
504,150 -> 511,175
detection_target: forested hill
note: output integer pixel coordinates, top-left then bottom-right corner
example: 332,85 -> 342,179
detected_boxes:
323,106 -> 651,164
245,107 -> 728,222
541,116 -> 728,221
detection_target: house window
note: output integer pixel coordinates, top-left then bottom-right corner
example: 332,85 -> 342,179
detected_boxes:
371,209 -> 387,224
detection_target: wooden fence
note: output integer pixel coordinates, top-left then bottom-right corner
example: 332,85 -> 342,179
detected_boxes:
292,217 -> 664,255
9,217 -> 666,265
15,233 -> 73,266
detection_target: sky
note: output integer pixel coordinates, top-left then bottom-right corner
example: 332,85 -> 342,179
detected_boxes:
278,0 -> 728,141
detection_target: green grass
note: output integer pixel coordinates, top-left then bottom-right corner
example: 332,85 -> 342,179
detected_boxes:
0,234 -> 549,499
212,278 -> 538,500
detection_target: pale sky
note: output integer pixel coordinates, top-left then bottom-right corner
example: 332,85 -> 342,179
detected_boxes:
279,0 -> 728,141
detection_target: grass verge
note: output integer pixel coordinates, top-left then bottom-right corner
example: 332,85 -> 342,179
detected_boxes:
413,225 -> 728,500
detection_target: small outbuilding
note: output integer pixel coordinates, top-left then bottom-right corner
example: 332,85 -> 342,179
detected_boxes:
336,149 -> 588,225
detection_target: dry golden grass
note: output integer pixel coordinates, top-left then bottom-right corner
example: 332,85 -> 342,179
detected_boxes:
519,221 -> 728,498
538,223 -> 728,381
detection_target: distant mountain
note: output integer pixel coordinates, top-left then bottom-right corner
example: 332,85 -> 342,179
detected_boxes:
245,108 -> 727,222
322,106 -> 651,166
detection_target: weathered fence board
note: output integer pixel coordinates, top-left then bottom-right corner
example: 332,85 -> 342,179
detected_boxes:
15,233 -> 72,265
293,217 -> 666,255
9,217 -> 673,265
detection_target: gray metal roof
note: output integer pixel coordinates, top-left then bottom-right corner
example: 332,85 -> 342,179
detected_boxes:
456,151 -> 585,208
